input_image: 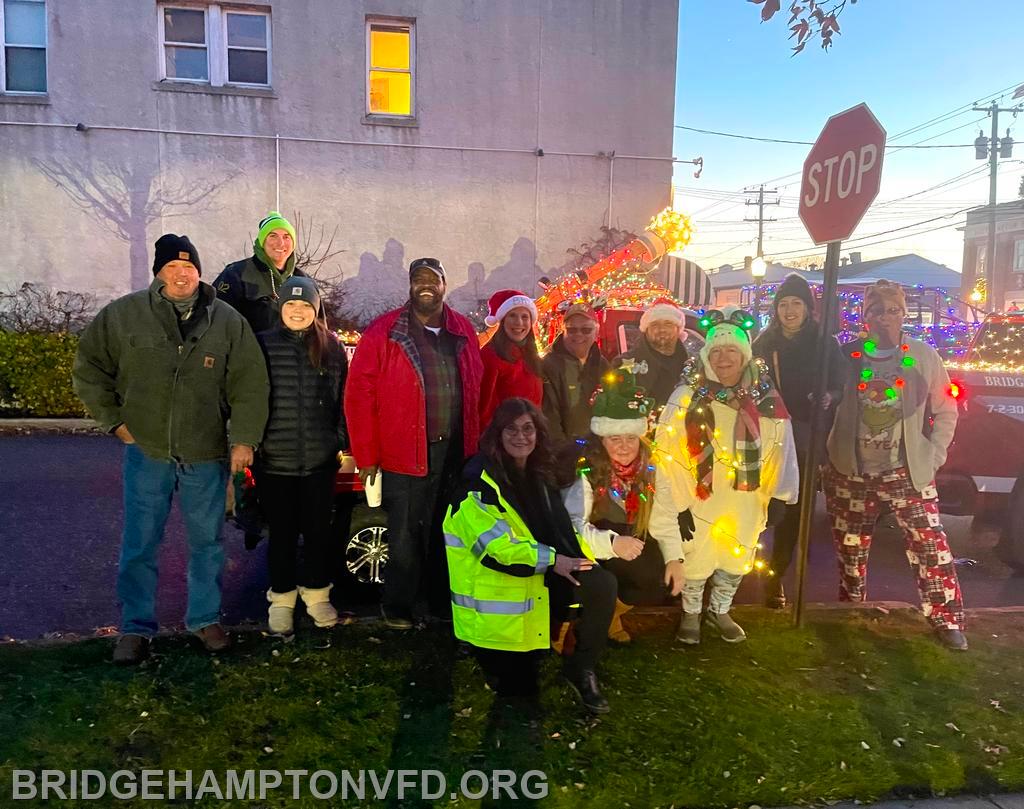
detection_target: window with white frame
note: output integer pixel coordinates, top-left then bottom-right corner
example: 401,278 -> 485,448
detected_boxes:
1,0 -> 47,93
366,18 -> 414,117
159,4 -> 270,87
1014,239 -> 1024,273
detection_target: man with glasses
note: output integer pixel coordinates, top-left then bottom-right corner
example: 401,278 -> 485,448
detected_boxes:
541,304 -> 610,445
823,280 -> 967,650
345,258 -> 483,629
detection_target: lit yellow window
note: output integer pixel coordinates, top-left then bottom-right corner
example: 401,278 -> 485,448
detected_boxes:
368,23 -> 412,116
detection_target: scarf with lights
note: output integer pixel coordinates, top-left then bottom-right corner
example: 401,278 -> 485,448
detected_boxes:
682,356 -> 789,499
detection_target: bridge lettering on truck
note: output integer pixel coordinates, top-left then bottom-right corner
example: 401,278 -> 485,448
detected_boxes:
983,376 -> 1024,388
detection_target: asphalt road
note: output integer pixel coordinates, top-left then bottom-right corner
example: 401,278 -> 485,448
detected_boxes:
1,433 -> 1021,640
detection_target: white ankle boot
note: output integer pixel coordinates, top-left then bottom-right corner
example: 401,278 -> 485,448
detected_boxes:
267,589 -> 297,636
299,585 -> 339,628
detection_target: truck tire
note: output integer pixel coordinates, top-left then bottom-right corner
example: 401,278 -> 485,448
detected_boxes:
999,480 -> 1024,571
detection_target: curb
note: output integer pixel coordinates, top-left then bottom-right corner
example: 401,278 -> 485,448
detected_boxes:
0,418 -> 99,433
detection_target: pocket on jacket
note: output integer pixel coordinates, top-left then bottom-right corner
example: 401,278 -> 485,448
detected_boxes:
464,585 -> 532,646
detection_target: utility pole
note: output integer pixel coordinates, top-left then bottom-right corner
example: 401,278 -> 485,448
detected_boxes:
745,185 -> 779,326
972,101 -> 1019,311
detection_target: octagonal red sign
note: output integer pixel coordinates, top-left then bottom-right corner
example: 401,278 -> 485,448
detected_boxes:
799,103 -> 887,245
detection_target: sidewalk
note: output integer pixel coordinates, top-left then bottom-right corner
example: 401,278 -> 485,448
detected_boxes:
802,795 -> 1024,809
0,417 -> 98,432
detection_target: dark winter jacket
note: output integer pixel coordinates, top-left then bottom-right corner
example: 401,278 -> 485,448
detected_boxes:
613,335 -> 689,408
541,335 -> 610,443
345,303 -> 484,477
213,255 -> 308,335
478,340 -> 543,430
73,279 -> 269,463
257,325 -> 349,476
752,324 -> 845,456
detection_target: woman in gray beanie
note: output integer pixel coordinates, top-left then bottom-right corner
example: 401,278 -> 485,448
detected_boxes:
752,273 -> 845,608
256,276 -> 349,635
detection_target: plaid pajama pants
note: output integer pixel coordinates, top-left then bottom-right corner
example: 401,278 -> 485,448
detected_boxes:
822,465 -> 965,630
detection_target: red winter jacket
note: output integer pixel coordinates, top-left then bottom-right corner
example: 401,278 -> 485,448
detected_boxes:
478,340 -> 543,431
345,304 -> 483,477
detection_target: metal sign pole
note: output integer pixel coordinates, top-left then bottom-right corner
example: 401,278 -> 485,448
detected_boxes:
793,239 -> 841,628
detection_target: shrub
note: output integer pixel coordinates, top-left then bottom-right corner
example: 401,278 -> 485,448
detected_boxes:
0,332 -> 86,417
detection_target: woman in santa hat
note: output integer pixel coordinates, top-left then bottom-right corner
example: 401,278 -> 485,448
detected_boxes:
649,307 -> 799,644
479,289 -> 543,429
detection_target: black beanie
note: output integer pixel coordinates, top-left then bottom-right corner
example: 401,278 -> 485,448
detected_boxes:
774,273 -> 814,314
280,276 -> 321,311
152,234 -> 202,276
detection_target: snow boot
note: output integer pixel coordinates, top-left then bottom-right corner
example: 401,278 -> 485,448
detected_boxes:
267,589 -> 297,636
675,611 -> 702,645
299,585 -> 339,628
705,611 -> 747,643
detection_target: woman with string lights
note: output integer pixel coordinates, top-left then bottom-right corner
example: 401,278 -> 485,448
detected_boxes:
651,307 -> 799,645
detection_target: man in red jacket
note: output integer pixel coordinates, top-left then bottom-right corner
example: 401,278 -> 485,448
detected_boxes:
345,257 -> 484,629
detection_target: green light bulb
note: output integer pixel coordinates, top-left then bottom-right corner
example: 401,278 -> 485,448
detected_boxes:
864,340 -> 877,353
902,356 -> 915,367
885,387 -> 897,399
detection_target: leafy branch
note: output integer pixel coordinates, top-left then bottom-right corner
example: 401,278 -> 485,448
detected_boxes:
749,0 -> 853,54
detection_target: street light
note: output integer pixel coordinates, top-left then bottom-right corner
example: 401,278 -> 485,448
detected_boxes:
751,255 -> 767,331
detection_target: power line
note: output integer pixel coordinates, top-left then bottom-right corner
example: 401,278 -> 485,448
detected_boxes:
674,124 -> 978,149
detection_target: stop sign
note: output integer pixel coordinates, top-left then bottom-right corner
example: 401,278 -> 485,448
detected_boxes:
799,103 -> 886,245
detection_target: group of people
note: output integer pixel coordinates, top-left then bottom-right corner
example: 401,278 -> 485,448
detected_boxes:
71,214 -> 968,718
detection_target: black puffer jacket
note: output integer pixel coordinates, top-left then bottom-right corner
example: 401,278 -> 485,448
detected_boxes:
257,325 -> 349,475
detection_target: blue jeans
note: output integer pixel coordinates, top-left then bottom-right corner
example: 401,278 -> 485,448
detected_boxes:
118,444 -> 229,636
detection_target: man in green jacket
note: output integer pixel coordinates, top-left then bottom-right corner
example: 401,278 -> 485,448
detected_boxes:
73,234 -> 269,665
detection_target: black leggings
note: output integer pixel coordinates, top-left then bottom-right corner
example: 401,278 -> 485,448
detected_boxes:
260,469 -> 336,592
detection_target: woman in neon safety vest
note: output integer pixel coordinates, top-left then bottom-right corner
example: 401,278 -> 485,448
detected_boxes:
443,398 -> 617,715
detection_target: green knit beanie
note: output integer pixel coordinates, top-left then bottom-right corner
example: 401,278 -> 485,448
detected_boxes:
256,211 -> 296,247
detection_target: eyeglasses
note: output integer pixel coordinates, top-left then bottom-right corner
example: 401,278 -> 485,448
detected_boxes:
565,326 -> 596,336
502,424 -> 537,438
867,306 -> 904,317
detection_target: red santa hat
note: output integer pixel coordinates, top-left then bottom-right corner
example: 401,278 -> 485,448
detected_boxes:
484,289 -> 538,327
639,297 -> 685,333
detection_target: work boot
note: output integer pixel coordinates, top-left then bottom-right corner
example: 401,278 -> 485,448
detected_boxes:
936,628 -> 969,651
674,611 -> 702,645
764,578 -> 786,610
564,668 -> 610,715
267,588 -> 297,636
194,623 -> 231,652
608,599 -> 633,644
705,611 -> 747,643
380,605 -> 414,630
299,586 -> 339,628
112,634 -> 150,666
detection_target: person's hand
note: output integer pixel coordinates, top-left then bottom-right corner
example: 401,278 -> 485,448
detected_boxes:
358,465 -> 380,487
664,559 -> 685,596
612,535 -> 645,561
230,445 -> 254,475
766,498 -> 788,527
552,554 -> 594,586
677,509 -> 695,542
114,424 -> 135,444
807,391 -> 834,409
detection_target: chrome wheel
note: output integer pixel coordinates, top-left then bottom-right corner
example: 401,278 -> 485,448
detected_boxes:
346,525 -> 388,584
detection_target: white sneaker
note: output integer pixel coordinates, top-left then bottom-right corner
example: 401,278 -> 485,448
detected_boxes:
266,589 -> 297,636
299,586 -> 339,628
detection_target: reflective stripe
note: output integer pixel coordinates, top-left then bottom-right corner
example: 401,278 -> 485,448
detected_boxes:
451,592 -> 534,615
443,532 -> 464,548
471,520 -> 513,556
535,545 -> 553,572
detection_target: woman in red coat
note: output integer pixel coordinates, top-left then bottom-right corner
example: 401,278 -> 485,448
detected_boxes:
479,289 -> 543,430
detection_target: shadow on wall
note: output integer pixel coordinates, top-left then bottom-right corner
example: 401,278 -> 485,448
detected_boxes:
34,157 -> 237,291
448,237 -> 544,310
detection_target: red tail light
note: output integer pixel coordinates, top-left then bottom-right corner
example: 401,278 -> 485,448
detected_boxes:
948,380 -> 966,401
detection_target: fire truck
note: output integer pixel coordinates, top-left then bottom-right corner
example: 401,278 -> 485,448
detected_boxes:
938,314 -> 1024,569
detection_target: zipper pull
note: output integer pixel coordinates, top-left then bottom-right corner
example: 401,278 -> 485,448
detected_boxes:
178,345 -> 183,355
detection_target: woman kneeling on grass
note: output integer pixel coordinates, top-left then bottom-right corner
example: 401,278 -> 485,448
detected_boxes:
257,276 -> 348,636
559,370 -> 674,644
443,398 -> 617,714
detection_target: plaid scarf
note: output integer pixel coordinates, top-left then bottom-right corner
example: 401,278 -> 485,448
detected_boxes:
683,356 -> 789,499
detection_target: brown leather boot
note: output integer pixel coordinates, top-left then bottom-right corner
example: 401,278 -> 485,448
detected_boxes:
194,623 -> 231,652
112,634 -> 150,665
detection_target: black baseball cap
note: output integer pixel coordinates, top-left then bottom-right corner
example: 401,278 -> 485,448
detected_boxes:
409,257 -> 446,283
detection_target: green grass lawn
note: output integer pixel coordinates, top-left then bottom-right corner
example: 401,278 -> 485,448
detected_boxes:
1,607 -> 1022,808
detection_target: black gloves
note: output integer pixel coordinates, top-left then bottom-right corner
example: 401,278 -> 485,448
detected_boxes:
677,509 -> 695,542
767,498 -> 788,527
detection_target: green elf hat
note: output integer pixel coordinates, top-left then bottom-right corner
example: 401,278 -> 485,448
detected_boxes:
590,369 -> 654,437
257,211 -> 296,246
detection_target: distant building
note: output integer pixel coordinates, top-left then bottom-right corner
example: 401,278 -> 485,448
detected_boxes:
960,200 -> 1024,312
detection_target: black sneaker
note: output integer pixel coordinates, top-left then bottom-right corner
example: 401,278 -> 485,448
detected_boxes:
936,628 -> 968,651
565,668 -> 610,715
112,634 -> 150,665
764,579 -> 786,610
380,606 -> 414,630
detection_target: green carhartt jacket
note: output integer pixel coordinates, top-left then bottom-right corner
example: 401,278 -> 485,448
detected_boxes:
73,279 -> 269,463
